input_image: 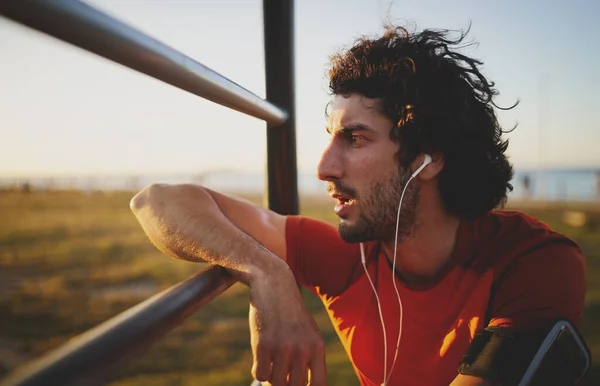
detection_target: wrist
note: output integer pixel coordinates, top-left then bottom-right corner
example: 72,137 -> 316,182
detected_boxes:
248,257 -> 294,288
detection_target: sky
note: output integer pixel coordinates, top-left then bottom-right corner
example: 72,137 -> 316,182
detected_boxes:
1,0 -> 599,178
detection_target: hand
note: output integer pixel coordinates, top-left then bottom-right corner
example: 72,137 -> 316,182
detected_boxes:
249,268 -> 327,386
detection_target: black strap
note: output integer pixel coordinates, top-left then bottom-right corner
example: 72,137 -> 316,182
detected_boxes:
458,326 -> 549,385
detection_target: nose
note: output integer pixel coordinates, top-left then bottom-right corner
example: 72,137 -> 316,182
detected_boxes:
317,140 -> 343,182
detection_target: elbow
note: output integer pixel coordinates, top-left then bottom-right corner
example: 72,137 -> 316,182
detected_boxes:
130,183 -> 174,213
129,183 -> 210,214
130,184 -> 158,213
130,189 -> 144,213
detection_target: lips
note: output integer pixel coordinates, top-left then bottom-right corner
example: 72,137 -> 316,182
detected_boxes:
332,193 -> 354,205
331,193 -> 356,217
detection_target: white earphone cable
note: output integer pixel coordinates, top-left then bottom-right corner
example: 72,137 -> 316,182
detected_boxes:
360,155 -> 429,385
386,174 -> 414,382
359,176 -> 414,386
360,243 -> 389,386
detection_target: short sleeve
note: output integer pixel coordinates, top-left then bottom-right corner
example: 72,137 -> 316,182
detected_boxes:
285,215 -> 363,297
488,239 -> 586,331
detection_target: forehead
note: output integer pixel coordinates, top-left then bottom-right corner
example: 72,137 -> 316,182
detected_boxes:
328,94 -> 392,132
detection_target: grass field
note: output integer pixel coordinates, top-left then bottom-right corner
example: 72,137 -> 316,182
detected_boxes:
1,189 -> 599,385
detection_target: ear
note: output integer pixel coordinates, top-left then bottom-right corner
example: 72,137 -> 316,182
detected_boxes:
411,153 -> 444,181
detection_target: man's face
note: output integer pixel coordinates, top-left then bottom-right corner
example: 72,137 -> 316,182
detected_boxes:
318,94 -> 418,243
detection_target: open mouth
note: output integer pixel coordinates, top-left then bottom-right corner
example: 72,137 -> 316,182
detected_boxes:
336,196 -> 355,206
332,194 -> 356,216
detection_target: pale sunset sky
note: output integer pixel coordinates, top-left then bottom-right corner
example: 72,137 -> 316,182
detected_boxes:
1,0 -> 599,178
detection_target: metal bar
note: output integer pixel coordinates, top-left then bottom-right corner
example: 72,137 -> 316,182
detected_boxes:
0,0 -> 288,125
263,0 -> 299,215
0,266 -> 235,386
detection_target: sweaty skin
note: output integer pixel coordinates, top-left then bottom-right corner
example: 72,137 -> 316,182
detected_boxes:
131,94 -> 490,386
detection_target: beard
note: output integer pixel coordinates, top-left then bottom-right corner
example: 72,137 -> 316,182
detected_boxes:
332,168 -> 419,243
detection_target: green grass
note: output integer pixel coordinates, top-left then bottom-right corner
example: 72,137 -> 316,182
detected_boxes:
0,190 -> 599,385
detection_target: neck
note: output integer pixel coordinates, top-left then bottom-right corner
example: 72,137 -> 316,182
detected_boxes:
380,184 -> 461,287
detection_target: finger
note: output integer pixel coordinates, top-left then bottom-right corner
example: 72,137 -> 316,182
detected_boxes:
252,344 -> 273,382
269,350 -> 291,386
252,362 -> 272,383
308,350 -> 327,386
288,361 -> 309,386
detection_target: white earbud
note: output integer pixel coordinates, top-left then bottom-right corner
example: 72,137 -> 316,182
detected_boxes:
410,154 -> 432,178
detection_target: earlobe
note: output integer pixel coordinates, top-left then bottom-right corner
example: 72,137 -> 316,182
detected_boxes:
412,153 -> 444,180
411,154 -> 432,178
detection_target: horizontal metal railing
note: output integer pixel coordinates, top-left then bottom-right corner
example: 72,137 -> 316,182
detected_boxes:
0,0 -> 297,384
0,267 -> 236,386
0,0 -> 288,125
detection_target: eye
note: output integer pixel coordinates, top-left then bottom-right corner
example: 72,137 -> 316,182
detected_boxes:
346,132 -> 366,147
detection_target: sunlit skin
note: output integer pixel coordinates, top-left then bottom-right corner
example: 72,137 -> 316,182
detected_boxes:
317,93 -> 461,286
320,96 -> 414,243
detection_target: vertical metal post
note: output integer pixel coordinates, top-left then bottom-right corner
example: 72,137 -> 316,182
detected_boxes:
263,0 -> 298,215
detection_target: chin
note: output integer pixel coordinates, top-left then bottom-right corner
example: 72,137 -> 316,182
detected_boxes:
338,221 -> 375,243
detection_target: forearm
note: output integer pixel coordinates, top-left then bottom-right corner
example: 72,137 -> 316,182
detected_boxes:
130,185 -> 328,386
130,184 -> 289,285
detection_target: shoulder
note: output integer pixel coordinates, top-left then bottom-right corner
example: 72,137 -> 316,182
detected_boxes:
285,215 -> 360,266
285,216 -> 368,297
469,210 -> 583,276
474,211 -> 586,329
285,216 -> 347,260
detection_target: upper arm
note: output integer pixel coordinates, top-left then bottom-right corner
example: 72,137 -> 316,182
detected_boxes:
488,240 -> 586,330
209,190 -> 362,294
206,188 -> 288,261
453,238 -> 586,386
132,184 -> 360,293
130,183 -> 288,262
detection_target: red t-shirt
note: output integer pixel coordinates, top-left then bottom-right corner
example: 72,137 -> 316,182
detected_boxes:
285,210 -> 586,386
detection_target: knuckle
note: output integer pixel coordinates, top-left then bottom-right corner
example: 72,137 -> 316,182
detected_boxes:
254,366 -> 270,382
293,343 -> 310,358
276,340 -> 293,354
252,349 -> 272,381
258,338 -> 276,352
256,375 -> 269,383
256,375 -> 270,383
313,338 -> 326,352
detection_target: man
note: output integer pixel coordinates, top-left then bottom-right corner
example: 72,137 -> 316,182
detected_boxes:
130,26 -> 586,386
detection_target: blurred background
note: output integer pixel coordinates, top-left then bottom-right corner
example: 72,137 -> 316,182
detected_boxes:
1,0 -> 599,385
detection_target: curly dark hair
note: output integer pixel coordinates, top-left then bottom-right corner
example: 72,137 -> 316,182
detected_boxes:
328,25 -> 515,218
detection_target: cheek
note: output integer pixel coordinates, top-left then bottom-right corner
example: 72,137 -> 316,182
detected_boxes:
352,148 -> 397,180
349,160 -> 393,200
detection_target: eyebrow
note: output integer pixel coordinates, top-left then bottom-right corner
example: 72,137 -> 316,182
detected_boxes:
326,122 -> 375,135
